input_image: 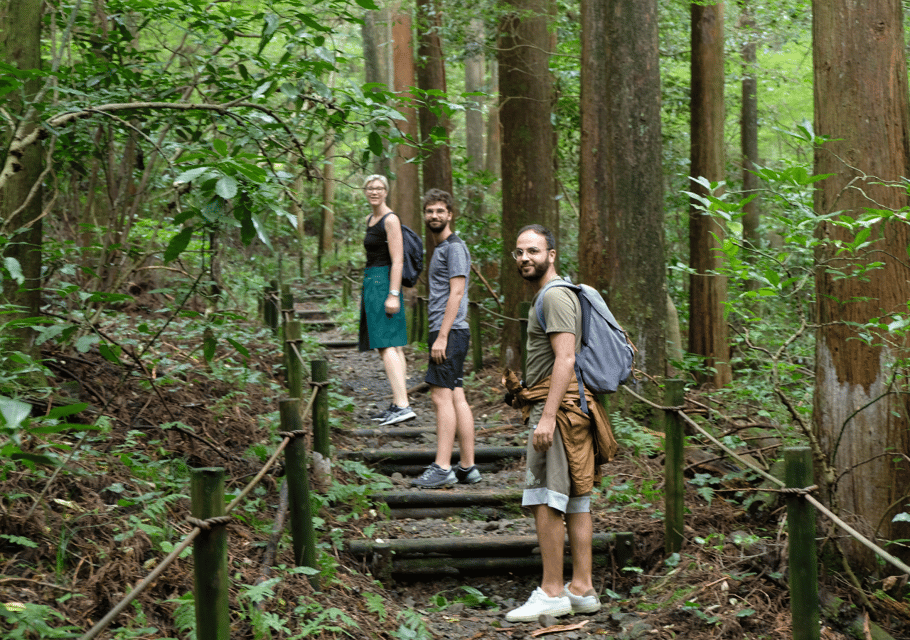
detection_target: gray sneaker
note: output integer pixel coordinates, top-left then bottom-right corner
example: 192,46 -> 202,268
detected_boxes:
369,404 -> 394,421
379,405 -> 416,426
455,464 -> 482,484
411,463 -> 456,488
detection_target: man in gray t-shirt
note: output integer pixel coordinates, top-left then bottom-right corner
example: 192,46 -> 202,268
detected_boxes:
411,189 -> 481,488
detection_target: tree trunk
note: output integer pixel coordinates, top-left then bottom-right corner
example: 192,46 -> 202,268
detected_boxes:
739,0 -> 760,289
390,9 -> 419,230
579,0 -> 666,381
688,1 -> 731,388
812,0 -> 910,571
485,60 -> 502,190
415,0 -> 452,260
1,0 -> 43,364
497,0 -> 555,370
362,10 -> 391,177
464,18 -> 486,219
319,134 -> 336,259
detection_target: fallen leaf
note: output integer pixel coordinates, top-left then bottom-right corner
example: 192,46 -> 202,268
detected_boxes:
530,619 -> 590,637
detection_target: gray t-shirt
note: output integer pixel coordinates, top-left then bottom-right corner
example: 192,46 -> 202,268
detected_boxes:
428,234 -> 471,332
525,282 -> 582,387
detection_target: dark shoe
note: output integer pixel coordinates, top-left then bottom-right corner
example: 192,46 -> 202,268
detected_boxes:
379,405 -> 416,426
455,464 -> 482,484
411,463 -> 456,488
369,404 -> 395,422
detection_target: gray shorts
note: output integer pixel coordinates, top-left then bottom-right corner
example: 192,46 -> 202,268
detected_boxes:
522,403 -> 591,514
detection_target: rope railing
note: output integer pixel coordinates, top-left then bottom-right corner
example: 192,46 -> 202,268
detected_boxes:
621,382 -> 910,578
78,383 -> 321,640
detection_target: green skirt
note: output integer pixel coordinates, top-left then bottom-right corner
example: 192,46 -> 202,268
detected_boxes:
359,265 -> 407,351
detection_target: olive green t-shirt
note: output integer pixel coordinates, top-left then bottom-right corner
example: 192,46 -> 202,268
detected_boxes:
524,282 -> 582,387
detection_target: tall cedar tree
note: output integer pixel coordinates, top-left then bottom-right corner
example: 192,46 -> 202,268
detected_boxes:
688,1 -> 731,387
579,0 -> 667,382
416,0 -> 453,260
813,0 -> 910,570
391,10 -> 420,230
498,0 -> 556,370
1,0 -> 43,360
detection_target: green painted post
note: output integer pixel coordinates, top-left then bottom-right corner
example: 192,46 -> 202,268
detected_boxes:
786,446 -> 820,640
469,302 -> 483,372
311,360 -> 329,457
280,399 -> 319,587
663,380 -> 685,555
284,321 -> 303,399
518,301 -> 531,380
190,468 -> 230,640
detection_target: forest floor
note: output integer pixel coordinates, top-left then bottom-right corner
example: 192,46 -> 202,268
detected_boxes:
3,286 -> 910,639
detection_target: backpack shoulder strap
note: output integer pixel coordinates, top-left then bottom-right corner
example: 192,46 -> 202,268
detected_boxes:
533,279 -> 577,332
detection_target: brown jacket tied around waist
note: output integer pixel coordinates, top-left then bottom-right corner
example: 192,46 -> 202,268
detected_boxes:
503,369 -> 618,496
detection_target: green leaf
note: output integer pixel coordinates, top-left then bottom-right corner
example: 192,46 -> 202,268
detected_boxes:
175,167 -> 209,183
165,226 -> 194,263
354,0 -> 380,9
216,176 -> 238,199
4,257 -> 24,285
203,333 -> 216,363
212,138 -> 229,157
98,343 -> 123,365
11,452 -> 59,466
226,337 -> 250,358
46,403 -> 88,420
0,398 -> 32,430
368,131 -> 383,157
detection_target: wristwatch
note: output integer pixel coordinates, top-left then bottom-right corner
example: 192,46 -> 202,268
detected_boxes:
388,289 -> 400,297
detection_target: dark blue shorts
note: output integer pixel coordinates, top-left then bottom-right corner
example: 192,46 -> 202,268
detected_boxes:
424,328 -> 470,389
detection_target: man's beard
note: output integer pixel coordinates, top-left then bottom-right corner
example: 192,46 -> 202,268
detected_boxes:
426,220 -> 446,232
518,260 -> 549,282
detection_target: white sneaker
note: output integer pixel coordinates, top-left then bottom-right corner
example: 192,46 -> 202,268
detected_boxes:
505,587 -> 572,622
564,583 -> 601,614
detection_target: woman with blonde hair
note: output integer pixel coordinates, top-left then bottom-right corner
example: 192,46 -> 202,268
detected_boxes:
358,175 -> 415,425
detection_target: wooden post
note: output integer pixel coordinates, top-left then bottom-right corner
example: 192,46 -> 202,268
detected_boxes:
469,301 -> 483,372
280,399 -> 319,587
281,284 -> 294,325
785,446 -> 819,640
284,321 -> 303,399
190,468 -> 230,640
311,360 -> 329,457
408,296 -> 419,343
342,278 -> 351,308
518,301 -> 531,380
663,380 -> 685,555
418,296 -> 429,344
263,283 -> 278,333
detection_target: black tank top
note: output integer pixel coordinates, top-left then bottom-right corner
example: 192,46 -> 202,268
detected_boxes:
363,213 -> 393,268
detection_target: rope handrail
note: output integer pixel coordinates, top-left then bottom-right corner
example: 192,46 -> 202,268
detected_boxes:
79,383 -> 321,640
625,383 -> 910,578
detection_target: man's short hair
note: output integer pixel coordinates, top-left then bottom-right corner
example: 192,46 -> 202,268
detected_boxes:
517,224 -> 555,251
422,188 -> 454,212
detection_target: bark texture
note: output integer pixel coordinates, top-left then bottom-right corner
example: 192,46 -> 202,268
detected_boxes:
688,1 -> 731,387
579,0 -> 666,380
415,0 -> 452,259
497,0 -> 556,370
1,0 -> 43,357
391,10 -> 419,230
812,0 -> 910,569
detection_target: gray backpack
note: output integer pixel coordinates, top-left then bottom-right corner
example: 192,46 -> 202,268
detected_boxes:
535,279 -> 634,414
